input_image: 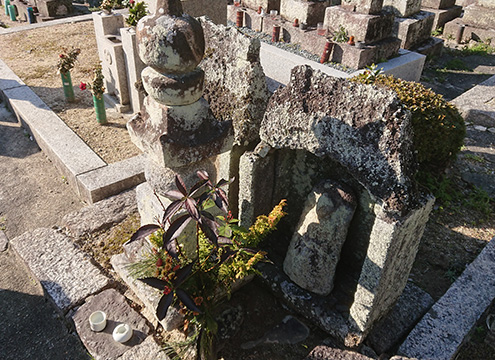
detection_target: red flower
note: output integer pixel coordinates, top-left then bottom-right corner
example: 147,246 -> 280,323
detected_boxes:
173,264 -> 180,272
129,0 -> 134,4
156,258 -> 163,267
163,286 -> 171,295
59,54 -> 65,58
79,82 -> 87,91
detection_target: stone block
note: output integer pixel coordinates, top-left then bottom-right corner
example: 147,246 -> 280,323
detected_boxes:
414,36 -> 443,57
421,0 -> 455,9
284,180 -> 357,296
72,289 -> 150,360
35,0 -> 73,17
280,0 -> 331,26
331,36 -> 401,69
444,18 -> 495,44
341,0 -> 384,15
399,238 -> 495,359
92,11 -> 125,39
427,6 -> 462,31
383,0 -> 422,17
393,10 -> 435,49
324,6 -> 395,44
462,4 -> 495,29
75,154 -> 145,205
199,18 -> 269,146
305,346 -> 373,360
144,0 -> 227,24
452,74 -> 495,128
10,228 -> 111,311
111,253 -> 184,331
62,189 -> 138,239
367,281 -> 434,354
377,49 -> 425,82
241,0 -> 281,12
238,143 -> 276,227
121,27 -> 146,114
257,262 -> 350,341
182,0 -> 227,24
261,15 -> 329,56
127,97 -> 233,168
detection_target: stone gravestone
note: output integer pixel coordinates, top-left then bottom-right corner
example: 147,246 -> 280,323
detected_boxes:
323,0 -> 402,68
382,0 -> 439,54
93,11 -> 131,112
444,0 -> 495,44
421,0 -> 462,31
239,65 -> 434,345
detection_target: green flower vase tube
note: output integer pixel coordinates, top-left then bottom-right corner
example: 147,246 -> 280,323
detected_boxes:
93,94 -> 107,124
5,0 -> 10,15
8,4 -> 16,21
60,72 -> 75,102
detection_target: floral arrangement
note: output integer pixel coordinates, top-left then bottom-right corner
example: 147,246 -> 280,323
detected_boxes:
80,63 -> 105,99
124,0 -> 147,27
57,47 -> 80,75
126,171 -> 287,359
100,0 -> 114,12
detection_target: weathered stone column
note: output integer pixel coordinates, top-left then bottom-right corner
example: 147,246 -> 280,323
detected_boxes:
127,0 -> 233,224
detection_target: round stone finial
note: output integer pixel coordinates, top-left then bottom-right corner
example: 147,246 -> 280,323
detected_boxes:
136,0 -> 205,74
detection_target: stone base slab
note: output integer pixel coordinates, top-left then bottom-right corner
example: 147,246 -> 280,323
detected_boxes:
383,0 -> 422,17
393,10 -> 435,49
72,289 -> 151,360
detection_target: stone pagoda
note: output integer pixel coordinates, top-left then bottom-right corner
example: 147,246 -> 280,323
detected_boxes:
127,0 -> 233,224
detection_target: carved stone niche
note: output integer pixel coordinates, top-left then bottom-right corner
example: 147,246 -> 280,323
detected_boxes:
238,65 -> 434,346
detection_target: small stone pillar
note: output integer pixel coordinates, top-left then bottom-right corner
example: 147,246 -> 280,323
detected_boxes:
421,0 -> 462,31
283,180 -> 357,296
127,0 -> 233,224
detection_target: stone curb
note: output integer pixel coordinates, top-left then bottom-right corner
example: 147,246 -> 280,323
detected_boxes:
0,59 -> 144,204
399,237 -> 495,359
10,227 -> 112,312
260,42 -> 426,92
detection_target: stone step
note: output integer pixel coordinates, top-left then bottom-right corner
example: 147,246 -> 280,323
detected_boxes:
399,237 -> 495,359
10,227 -> 111,312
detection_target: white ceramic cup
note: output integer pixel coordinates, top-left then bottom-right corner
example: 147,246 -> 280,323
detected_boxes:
112,323 -> 133,343
89,311 -> 107,332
